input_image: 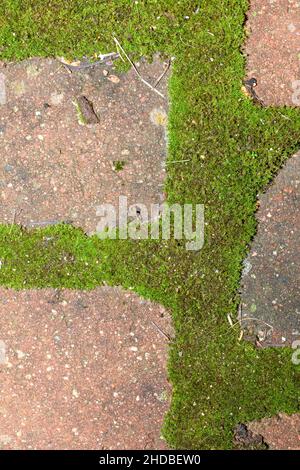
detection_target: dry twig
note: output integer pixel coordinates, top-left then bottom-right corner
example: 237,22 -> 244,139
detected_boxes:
113,37 -> 166,99
151,320 -> 172,341
154,59 -> 171,88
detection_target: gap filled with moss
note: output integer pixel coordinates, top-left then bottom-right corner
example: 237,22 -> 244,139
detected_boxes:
0,0 -> 299,449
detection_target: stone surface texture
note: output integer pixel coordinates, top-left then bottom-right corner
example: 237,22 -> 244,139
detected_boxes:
241,0 -> 300,451
0,286 -> 172,450
245,0 -> 300,107
0,57 -> 169,234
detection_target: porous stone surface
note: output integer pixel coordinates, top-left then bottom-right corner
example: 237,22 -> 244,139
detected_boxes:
0,286 -> 172,449
0,57 -> 169,234
247,413 -> 300,450
240,153 -> 300,346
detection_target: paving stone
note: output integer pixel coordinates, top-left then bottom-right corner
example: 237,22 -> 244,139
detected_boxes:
240,153 -> 300,346
0,57 -> 169,234
245,0 -> 300,106
0,286 -> 172,449
246,413 -> 300,450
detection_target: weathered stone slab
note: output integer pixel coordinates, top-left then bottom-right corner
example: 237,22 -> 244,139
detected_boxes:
241,153 -> 300,346
0,286 -> 172,449
245,0 -> 300,106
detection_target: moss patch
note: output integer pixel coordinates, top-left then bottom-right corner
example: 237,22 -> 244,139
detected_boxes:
0,0 -> 300,449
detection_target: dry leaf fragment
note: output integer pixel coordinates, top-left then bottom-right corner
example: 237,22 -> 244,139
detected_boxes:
108,75 -> 120,84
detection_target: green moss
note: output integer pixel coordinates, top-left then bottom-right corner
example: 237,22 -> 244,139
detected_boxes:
112,160 -> 126,172
0,0 -> 299,449
72,99 -> 87,126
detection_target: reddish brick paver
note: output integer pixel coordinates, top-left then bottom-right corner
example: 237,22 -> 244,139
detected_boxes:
245,0 -> 300,106
241,0 -> 300,450
0,287 -> 172,449
0,57 -> 169,234
247,414 -> 300,450
240,152 -> 300,346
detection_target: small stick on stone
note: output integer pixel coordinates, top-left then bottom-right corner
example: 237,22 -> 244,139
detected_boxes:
9,208 -> 22,232
151,320 -> 172,342
113,37 -> 166,99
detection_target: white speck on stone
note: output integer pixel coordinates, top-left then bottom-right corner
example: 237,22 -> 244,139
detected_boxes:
129,346 -> 138,352
16,350 -> 25,360
72,388 -> 79,398
288,23 -> 297,32
108,75 -> 120,84
150,107 -> 167,127
50,92 -> 64,106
